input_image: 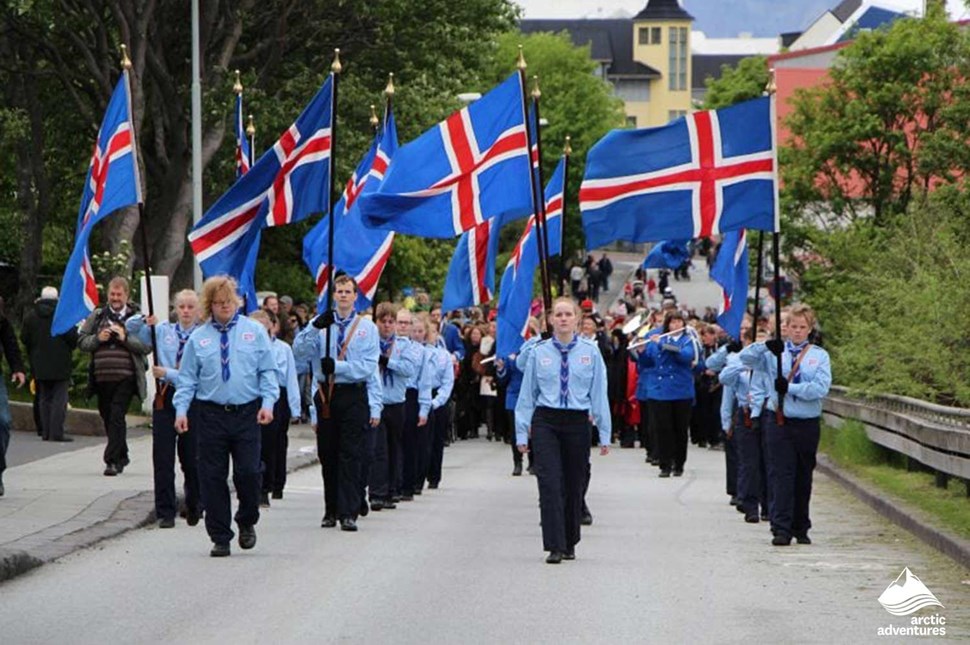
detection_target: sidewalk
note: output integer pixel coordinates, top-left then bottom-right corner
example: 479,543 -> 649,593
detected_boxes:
0,422 -> 320,582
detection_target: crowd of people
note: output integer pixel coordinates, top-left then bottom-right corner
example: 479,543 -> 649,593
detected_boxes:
0,250 -> 831,559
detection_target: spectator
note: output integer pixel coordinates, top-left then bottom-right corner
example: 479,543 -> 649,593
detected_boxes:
598,253 -> 613,292
22,287 -> 76,443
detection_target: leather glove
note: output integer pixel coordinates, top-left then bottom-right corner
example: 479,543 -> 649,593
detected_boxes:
321,357 -> 336,376
766,339 -> 784,356
775,376 -> 789,397
379,355 -> 389,369
726,341 -> 743,353
313,310 -> 336,330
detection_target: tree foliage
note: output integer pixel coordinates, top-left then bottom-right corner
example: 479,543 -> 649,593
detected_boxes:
701,55 -> 769,110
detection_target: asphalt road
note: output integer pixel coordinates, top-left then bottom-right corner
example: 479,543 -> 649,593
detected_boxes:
1,439 -> 967,644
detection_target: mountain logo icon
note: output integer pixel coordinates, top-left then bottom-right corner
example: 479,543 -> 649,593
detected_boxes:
878,568 -> 944,616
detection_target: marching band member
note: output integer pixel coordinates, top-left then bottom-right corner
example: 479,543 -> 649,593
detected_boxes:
515,297 -> 610,564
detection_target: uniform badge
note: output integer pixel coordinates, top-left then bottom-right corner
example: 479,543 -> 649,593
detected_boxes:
199,338 -> 212,348
540,358 -> 553,367
581,355 -> 592,365
807,359 -> 818,367
164,335 -> 176,345
357,330 -> 367,338
242,332 -> 256,342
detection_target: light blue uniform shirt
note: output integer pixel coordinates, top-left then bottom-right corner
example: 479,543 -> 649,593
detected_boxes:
409,345 -> 435,419
379,335 -> 420,405
514,336 -> 541,372
719,351 -> 769,420
173,315 -> 279,416
422,345 -> 455,418
514,336 -> 611,446
271,338 -> 302,418
366,370 -> 384,420
739,341 -> 832,419
292,312 -> 380,385
126,316 -> 200,385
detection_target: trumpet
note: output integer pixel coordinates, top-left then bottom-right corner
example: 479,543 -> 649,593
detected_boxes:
628,327 -> 685,350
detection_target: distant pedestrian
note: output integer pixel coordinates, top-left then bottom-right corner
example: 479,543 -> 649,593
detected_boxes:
174,276 -> 279,557
598,253 -> 613,292
0,296 -> 26,497
22,286 -> 76,443
78,277 -> 149,477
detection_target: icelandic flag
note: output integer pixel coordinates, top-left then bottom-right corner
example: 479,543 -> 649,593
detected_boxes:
303,110 -> 397,313
711,229 -> 749,340
357,73 -> 533,238
235,92 -> 251,178
188,75 -> 334,281
580,97 -> 777,249
642,240 -> 690,270
52,72 -> 141,335
235,91 -> 259,313
495,157 -> 565,358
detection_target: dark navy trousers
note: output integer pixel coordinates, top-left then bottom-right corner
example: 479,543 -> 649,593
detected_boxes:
401,388 -> 419,495
261,387 -> 290,495
315,383 -> 368,520
152,387 -> 200,521
764,414 -> 820,539
427,403 -> 448,486
195,400 -> 262,545
735,414 -> 767,516
370,402 -> 405,502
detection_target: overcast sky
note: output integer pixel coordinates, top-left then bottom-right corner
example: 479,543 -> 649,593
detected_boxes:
513,0 -> 970,38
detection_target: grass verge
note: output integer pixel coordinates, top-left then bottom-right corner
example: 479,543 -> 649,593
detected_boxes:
821,420 -> 970,542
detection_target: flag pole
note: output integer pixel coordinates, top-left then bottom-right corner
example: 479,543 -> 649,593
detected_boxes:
120,45 -> 161,392
516,47 -> 552,312
766,68 -> 785,425
559,135 -> 572,296
246,114 -> 256,167
378,74 -> 394,302
750,231 -> 764,342
322,49 -> 342,413
530,75 -> 553,308
235,70 -> 252,313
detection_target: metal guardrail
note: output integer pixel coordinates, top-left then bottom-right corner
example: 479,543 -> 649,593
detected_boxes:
822,386 -> 970,483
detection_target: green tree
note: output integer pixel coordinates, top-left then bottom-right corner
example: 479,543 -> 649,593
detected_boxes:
701,55 -> 768,110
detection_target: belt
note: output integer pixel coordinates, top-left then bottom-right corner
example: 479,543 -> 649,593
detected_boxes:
534,406 -> 589,423
196,399 -> 259,413
330,381 -> 366,391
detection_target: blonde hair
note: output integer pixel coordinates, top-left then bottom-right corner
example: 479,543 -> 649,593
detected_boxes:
788,303 -> 816,329
412,312 -> 431,336
249,310 -> 270,325
552,296 -> 581,317
173,289 -> 198,306
200,276 -> 241,320
375,302 -> 399,321
108,276 -> 130,295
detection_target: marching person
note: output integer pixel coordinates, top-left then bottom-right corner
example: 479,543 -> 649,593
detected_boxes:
78,277 -> 150,476
740,303 -> 831,546
402,314 -> 433,499
368,303 -> 420,511
249,310 -> 301,505
516,297 -> 610,564
173,276 -> 279,557
293,273 -> 379,532
126,289 -> 203,528
422,322 -> 455,491
642,311 -> 699,478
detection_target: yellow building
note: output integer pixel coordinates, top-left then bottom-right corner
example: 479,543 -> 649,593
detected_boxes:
521,0 -> 696,128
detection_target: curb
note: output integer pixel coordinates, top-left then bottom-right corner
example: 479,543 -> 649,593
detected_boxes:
817,454 -> 970,570
0,446 -> 320,585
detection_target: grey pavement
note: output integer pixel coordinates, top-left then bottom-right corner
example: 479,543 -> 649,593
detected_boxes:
1,439 -> 968,643
594,249 -> 723,314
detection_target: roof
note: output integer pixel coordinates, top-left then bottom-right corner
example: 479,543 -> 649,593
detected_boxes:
691,54 -> 748,89
832,0 -> 863,22
633,0 -> 694,22
519,19 -> 661,77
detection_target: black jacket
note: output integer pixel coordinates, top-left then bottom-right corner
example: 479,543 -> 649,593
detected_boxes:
22,298 -> 75,381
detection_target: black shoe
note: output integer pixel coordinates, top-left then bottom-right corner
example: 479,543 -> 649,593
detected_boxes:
103,464 -> 118,477
238,525 -> 256,550
359,501 -> 370,517
527,466 -> 535,476
744,514 -> 760,524
512,463 -> 523,477
772,534 -> 791,546
581,512 -> 593,526
563,548 -> 576,561
428,482 -> 439,489
210,543 -> 231,557
321,515 -> 337,528
795,535 -> 812,545
546,551 -> 563,564
158,517 -> 176,529
271,491 -> 283,500
761,513 -> 769,521
50,436 -> 74,443
400,494 -> 414,502
413,489 -> 423,496
384,500 -> 397,510
370,500 -> 384,511
672,468 -> 684,477
649,457 -> 660,466
729,495 -> 738,506
0,482 -> 4,497
186,509 -> 201,527
340,518 -> 358,532
391,495 -> 402,503
659,470 -> 671,478
259,493 -> 271,508
114,462 -> 125,475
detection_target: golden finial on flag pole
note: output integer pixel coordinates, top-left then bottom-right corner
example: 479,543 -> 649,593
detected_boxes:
233,69 -> 243,94
331,49 -> 343,74
531,75 -> 541,99
120,44 -> 132,71
369,104 -> 379,128
517,45 -> 527,70
385,73 -> 396,98
764,68 -> 777,96
246,114 -> 256,137
564,135 -> 572,157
